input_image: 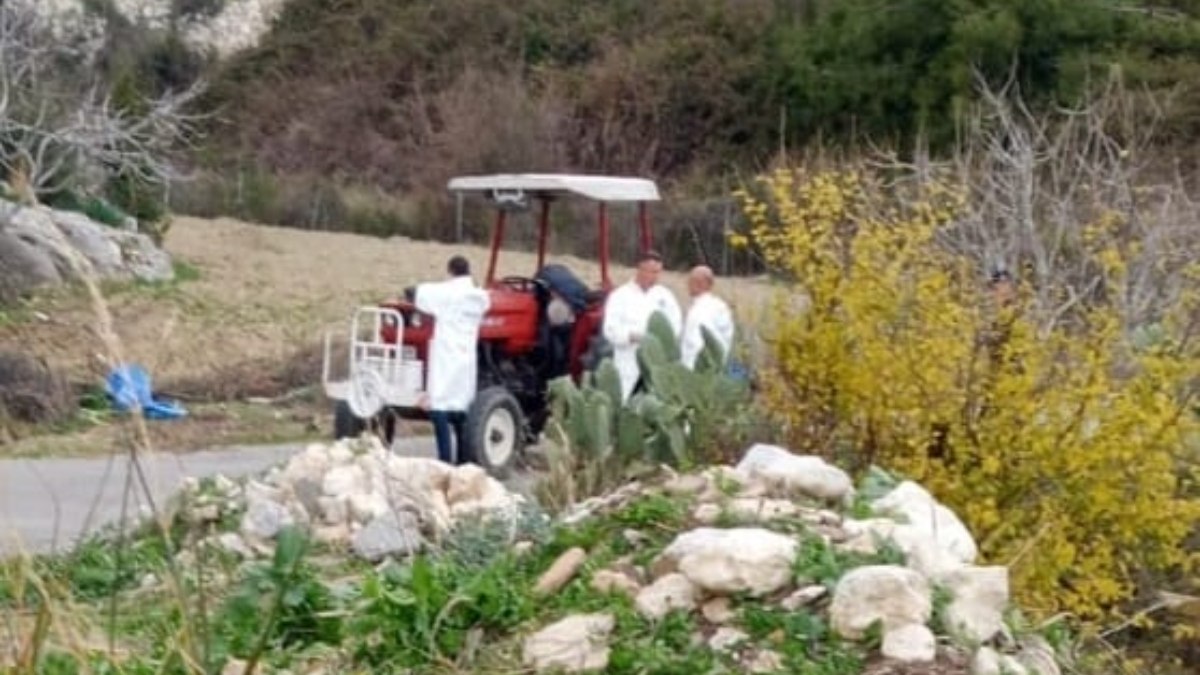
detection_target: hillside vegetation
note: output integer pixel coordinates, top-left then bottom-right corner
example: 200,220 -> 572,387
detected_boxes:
17,1 -> 1200,263
198,0 -> 1200,180
157,0 -> 1200,264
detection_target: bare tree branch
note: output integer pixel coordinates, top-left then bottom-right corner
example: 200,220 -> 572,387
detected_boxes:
0,3 -> 207,204
874,66 -> 1200,336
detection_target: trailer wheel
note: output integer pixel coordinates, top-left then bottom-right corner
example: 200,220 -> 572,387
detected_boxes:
334,400 -> 365,439
333,400 -> 395,447
464,387 -> 524,479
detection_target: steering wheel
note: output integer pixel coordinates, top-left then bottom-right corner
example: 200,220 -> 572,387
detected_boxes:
499,276 -> 545,294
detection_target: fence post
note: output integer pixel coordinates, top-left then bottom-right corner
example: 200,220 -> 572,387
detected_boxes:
722,198 -> 731,276
455,191 -> 464,242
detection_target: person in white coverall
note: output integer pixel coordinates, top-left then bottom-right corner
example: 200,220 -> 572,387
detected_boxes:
680,265 -> 735,370
602,251 -> 682,402
414,255 -> 491,464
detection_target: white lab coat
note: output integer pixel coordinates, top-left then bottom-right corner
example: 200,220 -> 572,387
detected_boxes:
414,276 -> 491,411
681,292 -> 735,369
602,280 -> 682,402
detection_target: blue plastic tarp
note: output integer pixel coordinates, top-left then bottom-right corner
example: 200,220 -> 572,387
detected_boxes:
105,364 -> 187,420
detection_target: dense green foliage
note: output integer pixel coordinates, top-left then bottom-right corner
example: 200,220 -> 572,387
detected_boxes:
198,0 -> 1200,183
19,1 -> 1200,245
765,0 -> 1200,147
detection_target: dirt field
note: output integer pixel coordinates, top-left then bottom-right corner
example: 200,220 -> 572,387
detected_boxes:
0,216 -> 779,455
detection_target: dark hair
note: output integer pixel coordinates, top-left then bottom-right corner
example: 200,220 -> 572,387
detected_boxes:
448,255 -> 470,276
637,250 -> 663,265
989,269 -> 1013,285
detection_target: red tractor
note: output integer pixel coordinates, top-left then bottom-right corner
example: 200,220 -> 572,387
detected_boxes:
321,174 -> 661,477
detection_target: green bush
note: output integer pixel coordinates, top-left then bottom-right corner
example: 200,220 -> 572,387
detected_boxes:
762,0 -> 1200,148
105,172 -> 167,226
44,190 -> 132,229
194,0 -> 1200,193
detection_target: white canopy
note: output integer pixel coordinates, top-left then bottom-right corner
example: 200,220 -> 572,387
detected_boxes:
447,173 -> 661,202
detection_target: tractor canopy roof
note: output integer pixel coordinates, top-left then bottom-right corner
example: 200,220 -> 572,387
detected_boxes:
447,173 -> 661,203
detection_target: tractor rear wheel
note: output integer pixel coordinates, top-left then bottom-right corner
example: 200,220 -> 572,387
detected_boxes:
464,386 -> 524,479
333,400 -> 395,447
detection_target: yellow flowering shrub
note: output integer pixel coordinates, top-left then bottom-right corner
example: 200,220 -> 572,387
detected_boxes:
734,167 -> 1200,624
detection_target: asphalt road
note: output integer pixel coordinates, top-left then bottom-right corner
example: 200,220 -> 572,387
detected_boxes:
0,437 -> 441,558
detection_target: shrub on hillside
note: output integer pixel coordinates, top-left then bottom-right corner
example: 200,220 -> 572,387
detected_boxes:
763,0 -> 1200,149
732,166 -> 1200,627
44,189 -> 133,230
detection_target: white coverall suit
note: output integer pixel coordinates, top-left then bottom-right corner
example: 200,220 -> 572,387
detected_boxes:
602,280 -> 682,402
680,291 -> 735,370
414,275 -> 491,412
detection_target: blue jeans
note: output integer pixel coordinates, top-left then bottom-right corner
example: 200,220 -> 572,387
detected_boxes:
430,410 -> 468,464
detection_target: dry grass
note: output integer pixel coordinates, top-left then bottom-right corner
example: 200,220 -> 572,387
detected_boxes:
0,399 -> 322,458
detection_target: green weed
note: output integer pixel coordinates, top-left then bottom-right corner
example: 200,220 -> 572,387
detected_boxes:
792,534 -> 906,589
171,261 -> 202,283
37,529 -> 172,602
607,608 -> 718,674
209,527 -> 341,671
740,603 -> 864,673
929,584 -> 956,637
348,551 -> 536,669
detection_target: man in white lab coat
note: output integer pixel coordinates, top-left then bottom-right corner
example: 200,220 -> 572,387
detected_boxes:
414,255 -> 491,464
602,251 -> 683,402
680,265 -> 735,370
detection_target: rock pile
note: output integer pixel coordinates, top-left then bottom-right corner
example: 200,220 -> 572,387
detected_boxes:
184,437 -> 530,562
0,203 -> 173,301
174,439 -> 1062,674
522,443 -> 1061,675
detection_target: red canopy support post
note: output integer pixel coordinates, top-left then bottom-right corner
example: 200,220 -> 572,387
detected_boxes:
486,210 -> 507,286
638,202 -> 652,253
599,202 -> 611,290
537,198 -> 550,271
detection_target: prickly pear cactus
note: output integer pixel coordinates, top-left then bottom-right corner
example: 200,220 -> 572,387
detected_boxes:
547,310 -> 750,470
645,311 -> 681,362
593,359 -> 623,422
694,325 -> 727,375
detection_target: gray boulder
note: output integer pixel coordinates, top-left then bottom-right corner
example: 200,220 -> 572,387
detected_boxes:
0,202 -> 173,302
351,511 -> 425,561
0,227 -> 63,303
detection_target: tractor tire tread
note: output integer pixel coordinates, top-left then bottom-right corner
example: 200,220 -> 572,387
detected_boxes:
464,386 -> 524,479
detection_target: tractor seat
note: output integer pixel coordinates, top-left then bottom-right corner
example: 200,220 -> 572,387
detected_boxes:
536,264 -> 591,312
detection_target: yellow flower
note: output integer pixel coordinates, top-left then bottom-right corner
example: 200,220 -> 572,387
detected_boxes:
733,168 -> 1200,630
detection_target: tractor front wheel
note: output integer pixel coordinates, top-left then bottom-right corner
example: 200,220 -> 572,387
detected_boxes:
464,387 -> 524,479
